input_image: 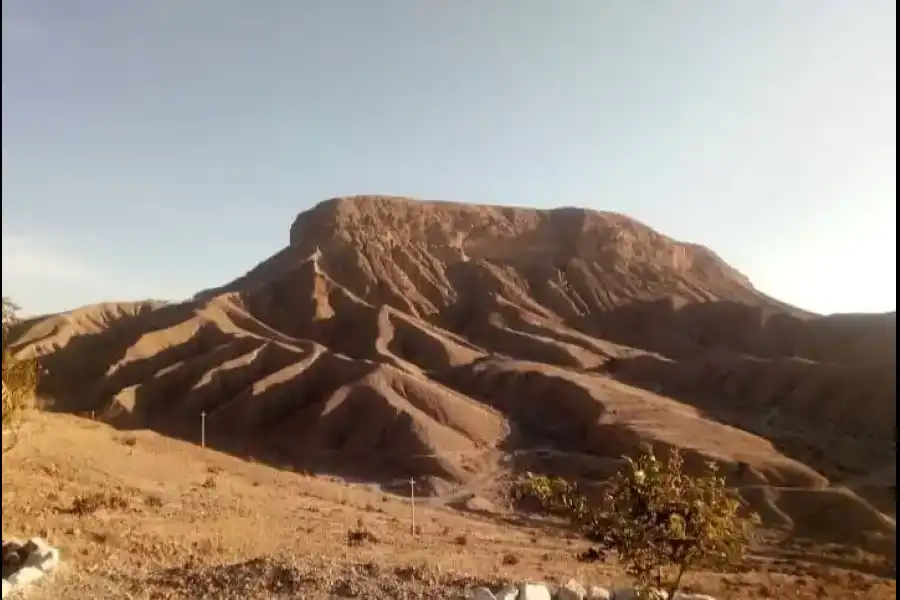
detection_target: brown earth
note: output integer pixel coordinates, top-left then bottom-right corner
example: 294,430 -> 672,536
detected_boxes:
1,412 -> 895,599
5,195 -> 896,589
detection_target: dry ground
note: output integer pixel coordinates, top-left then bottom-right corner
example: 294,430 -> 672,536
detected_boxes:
2,412 -> 895,599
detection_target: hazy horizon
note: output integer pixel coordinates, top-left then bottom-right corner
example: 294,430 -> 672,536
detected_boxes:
3,1 -> 896,316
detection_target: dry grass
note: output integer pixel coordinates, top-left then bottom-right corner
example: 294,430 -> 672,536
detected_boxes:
2,412 -> 894,599
1,348 -> 37,453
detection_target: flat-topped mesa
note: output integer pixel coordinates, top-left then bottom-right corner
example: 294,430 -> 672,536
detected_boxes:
288,195 -> 753,288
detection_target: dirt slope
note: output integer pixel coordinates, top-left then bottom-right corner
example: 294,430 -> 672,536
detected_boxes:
4,413 -> 894,599
7,195 -> 896,555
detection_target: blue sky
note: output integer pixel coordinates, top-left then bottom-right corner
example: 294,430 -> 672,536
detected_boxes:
2,1 -> 896,316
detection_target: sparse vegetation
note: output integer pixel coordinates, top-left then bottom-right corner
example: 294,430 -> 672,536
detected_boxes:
68,489 -> 130,516
2,296 -> 39,453
347,519 -> 379,546
144,493 -> 165,508
523,445 -> 760,599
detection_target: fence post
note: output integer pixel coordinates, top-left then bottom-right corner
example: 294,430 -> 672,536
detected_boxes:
201,411 -> 206,448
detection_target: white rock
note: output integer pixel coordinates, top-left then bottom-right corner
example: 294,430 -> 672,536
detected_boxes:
22,538 -> 60,573
29,549 -> 59,573
672,594 -> 716,600
7,566 -> 47,589
23,538 -> 52,557
587,586 -> 612,600
495,584 -> 520,600
557,579 -> 587,600
612,589 -> 668,600
518,582 -> 552,600
2,579 -> 12,600
472,587 -> 498,600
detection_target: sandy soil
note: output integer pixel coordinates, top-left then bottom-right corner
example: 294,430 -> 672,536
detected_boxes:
2,413 -> 895,599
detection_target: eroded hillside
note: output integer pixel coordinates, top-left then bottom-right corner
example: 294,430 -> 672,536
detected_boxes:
8,195 -> 896,556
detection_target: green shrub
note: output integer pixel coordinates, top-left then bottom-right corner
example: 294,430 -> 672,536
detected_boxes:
523,445 -> 759,599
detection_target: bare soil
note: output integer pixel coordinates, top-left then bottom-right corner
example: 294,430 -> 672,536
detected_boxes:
2,413 -> 895,599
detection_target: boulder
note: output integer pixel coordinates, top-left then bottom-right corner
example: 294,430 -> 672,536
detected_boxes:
472,587 -> 498,600
557,578 -> 587,600
611,589 -> 668,600
495,584 -> 519,599
518,582 -> 552,600
587,586 -> 612,600
0,537 -> 61,599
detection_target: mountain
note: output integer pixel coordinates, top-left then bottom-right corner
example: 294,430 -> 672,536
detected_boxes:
8,195 -> 896,553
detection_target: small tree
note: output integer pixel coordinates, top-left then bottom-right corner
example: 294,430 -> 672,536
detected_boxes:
2,297 -> 38,453
523,445 -> 760,599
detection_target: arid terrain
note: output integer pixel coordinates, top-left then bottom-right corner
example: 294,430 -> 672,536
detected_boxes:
4,195 -> 896,598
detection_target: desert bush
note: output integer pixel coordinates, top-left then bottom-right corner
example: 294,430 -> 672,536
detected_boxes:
522,445 -> 760,599
69,489 -> 130,516
2,297 -> 38,453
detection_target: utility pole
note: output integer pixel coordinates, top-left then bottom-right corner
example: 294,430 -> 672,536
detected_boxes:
409,478 -> 416,536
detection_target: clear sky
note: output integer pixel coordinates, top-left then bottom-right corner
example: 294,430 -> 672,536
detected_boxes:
2,1 -> 896,316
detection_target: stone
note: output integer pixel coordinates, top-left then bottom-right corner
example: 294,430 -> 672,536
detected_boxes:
471,587 -> 498,600
7,566 -> 46,589
495,584 -> 519,600
587,586 -> 612,600
557,578 -> 587,600
2,579 -> 11,600
672,594 -> 716,600
21,538 -> 59,573
1,540 -> 25,579
518,582 -> 552,600
21,539 -> 50,558
611,589 -> 668,600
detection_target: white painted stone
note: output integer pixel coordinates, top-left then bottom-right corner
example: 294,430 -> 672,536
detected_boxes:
586,586 -> 612,600
24,546 -> 59,573
40,548 -> 60,572
7,566 -> 46,589
612,589 -> 668,600
1,537 -> 62,599
557,578 -> 587,600
23,538 -> 52,558
495,584 -> 520,600
518,582 -> 552,600
472,587 -> 498,600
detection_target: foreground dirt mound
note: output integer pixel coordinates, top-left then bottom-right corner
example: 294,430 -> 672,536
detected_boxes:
8,195 -> 895,551
5,412 -> 893,600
